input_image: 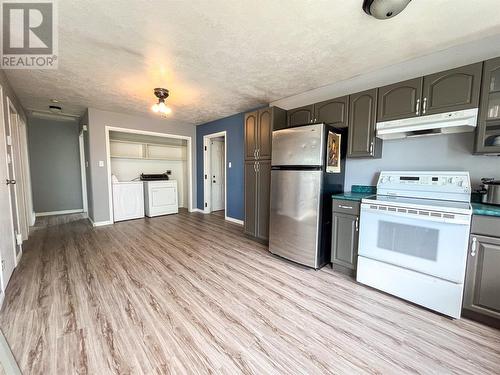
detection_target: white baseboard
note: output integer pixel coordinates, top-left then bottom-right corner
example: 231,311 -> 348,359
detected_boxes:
35,209 -> 84,217
87,217 -> 113,227
15,249 -> 22,264
225,216 -> 244,225
190,208 -> 207,214
30,211 -> 36,226
0,292 -> 4,310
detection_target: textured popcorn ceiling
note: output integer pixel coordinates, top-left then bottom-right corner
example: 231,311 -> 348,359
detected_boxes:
5,0 -> 500,125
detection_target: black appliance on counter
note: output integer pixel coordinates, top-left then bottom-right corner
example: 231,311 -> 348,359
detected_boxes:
140,173 -> 169,181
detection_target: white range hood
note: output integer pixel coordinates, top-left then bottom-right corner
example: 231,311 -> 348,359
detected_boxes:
376,108 -> 478,140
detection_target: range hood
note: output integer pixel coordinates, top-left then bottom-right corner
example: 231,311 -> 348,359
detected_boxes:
376,108 -> 478,140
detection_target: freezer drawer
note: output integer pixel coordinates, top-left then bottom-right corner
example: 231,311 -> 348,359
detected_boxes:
271,124 -> 325,166
269,170 -> 322,268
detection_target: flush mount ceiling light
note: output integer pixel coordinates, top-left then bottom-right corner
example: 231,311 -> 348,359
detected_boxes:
362,0 -> 411,19
151,88 -> 172,115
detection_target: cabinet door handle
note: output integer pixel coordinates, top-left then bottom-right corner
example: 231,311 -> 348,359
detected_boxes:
471,237 -> 477,257
257,149 -> 260,158
416,98 -> 420,115
339,205 -> 353,210
256,162 -> 260,173
423,97 -> 427,115
369,141 -> 374,154
355,218 -> 359,232
253,149 -> 257,158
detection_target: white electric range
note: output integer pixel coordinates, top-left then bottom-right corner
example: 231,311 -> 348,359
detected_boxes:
356,171 -> 472,318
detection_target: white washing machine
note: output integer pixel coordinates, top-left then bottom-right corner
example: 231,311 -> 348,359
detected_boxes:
112,181 -> 145,221
144,180 -> 178,217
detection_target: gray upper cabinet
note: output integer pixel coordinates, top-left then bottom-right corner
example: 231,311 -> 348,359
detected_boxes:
475,57 -> 500,154
244,111 -> 258,160
245,107 -> 286,160
463,234 -> 500,320
257,108 -> 273,160
287,105 -> 314,127
422,62 -> 482,116
377,78 -> 423,122
314,96 -> 349,127
347,88 -> 382,158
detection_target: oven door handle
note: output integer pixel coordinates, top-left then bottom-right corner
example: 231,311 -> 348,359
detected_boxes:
360,204 -> 471,225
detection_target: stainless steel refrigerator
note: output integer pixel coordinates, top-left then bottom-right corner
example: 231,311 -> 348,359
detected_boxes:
269,123 -> 347,269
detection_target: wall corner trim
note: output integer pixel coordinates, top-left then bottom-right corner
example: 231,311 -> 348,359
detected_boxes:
225,216 -> 244,225
88,218 -> 113,227
35,209 -> 84,217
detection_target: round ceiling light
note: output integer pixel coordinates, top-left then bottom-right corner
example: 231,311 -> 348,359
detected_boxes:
362,0 -> 411,19
151,88 -> 172,115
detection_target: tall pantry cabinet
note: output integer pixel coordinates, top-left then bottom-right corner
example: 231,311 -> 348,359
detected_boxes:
244,107 -> 286,241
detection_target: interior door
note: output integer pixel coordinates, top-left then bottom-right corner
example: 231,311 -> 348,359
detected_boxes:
0,88 -> 16,289
5,102 -> 21,259
10,111 -> 28,240
210,139 -> 225,212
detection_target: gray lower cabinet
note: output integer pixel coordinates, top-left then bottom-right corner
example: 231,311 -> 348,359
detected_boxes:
463,234 -> 500,321
347,88 -> 382,158
244,160 -> 271,241
331,199 -> 360,275
475,57 -> 500,154
244,161 -> 257,236
422,62 -> 482,115
287,105 -> 314,127
463,215 -> 500,326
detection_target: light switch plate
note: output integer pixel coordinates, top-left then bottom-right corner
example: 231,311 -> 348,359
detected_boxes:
228,162 -> 232,168
98,161 -> 104,167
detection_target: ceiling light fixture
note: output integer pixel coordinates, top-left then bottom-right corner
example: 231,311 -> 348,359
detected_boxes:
362,0 -> 411,19
151,88 -> 172,115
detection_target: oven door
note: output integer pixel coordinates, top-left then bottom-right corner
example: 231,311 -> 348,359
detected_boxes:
358,203 -> 471,283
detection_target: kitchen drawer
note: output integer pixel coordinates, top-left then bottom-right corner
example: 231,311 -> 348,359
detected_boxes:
471,215 -> 500,238
332,199 -> 360,216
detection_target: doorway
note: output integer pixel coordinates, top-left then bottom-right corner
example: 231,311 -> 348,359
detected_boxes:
5,99 -> 23,262
0,86 -> 16,292
203,131 -> 226,216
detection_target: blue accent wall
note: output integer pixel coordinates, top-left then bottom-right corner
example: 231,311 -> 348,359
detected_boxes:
196,112 -> 245,220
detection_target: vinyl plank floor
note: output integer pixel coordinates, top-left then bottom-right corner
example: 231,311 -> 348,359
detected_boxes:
1,210 -> 499,374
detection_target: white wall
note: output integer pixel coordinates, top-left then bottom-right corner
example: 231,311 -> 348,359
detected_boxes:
345,132 -> 500,190
110,159 -> 188,207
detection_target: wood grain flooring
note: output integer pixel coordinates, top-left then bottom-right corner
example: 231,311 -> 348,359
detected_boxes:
0,210 -> 499,374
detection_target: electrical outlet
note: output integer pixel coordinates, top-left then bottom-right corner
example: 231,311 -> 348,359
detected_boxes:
228,162 -> 232,168
98,161 -> 104,167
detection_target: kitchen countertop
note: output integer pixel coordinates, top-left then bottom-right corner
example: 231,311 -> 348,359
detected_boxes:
332,192 -> 374,202
472,202 -> 500,217
332,185 -> 376,202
